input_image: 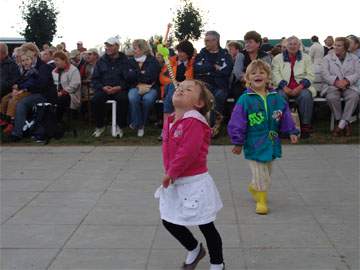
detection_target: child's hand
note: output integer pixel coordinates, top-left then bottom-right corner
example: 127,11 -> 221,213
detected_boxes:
12,89 -> 19,96
232,145 -> 242,155
290,134 -> 298,144
162,175 -> 172,188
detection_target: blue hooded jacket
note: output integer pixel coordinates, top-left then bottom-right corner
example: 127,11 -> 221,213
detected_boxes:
228,88 -> 299,162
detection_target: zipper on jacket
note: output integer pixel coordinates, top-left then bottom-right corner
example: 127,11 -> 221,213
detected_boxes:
251,90 -> 269,120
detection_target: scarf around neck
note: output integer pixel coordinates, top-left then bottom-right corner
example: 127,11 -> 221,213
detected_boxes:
135,55 -> 147,63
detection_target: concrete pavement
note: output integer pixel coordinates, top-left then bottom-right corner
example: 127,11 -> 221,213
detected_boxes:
0,145 -> 358,270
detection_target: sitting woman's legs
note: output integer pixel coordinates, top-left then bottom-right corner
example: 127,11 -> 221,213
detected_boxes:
295,89 -> 313,126
141,89 -> 158,128
342,88 -> 359,122
56,95 -> 71,122
128,88 -> 142,129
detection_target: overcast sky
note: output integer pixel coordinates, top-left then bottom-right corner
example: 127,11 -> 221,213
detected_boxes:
0,0 -> 357,51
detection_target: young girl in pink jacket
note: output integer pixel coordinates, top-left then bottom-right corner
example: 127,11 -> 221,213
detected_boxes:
155,80 -> 225,270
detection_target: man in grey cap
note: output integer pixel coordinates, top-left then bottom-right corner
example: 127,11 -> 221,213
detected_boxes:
91,37 -> 130,138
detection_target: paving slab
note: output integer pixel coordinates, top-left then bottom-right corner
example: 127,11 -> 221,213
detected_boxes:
0,224 -> 76,248
65,225 -> 157,249
0,248 -> 59,270
48,249 -> 148,270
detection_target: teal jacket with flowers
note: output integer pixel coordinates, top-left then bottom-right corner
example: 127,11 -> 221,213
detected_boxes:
227,88 -> 299,162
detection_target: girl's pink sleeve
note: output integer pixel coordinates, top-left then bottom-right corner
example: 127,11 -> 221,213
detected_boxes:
167,119 -> 204,180
162,119 -> 169,172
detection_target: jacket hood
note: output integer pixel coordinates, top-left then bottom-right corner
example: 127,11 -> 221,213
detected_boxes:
182,110 -> 209,127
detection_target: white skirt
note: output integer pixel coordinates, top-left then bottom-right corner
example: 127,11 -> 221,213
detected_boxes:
154,172 -> 223,226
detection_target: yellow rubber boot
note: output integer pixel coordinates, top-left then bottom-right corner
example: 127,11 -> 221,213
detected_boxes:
255,191 -> 268,215
248,184 -> 257,202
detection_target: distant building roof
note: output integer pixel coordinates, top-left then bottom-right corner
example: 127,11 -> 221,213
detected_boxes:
0,37 -> 26,44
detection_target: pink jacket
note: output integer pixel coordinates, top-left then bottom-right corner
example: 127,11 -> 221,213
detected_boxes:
162,110 -> 211,181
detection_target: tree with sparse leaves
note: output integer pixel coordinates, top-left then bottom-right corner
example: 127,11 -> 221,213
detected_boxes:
21,0 -> 58,48
121,38 -> 132,52
173,0 -> 205,41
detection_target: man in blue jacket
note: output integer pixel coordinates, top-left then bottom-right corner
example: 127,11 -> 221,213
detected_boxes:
91,37 -> 130,138
194,31 -> 233,137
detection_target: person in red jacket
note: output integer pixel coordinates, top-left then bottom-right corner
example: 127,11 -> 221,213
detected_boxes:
155,80 -> 225,270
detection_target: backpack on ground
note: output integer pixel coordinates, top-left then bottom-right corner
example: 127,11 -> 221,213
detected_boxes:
28,103 -> 64,143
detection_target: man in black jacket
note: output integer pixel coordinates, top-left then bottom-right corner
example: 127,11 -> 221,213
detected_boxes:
91,37 -> 130,138
0,43 -> 20,98
194,31 -> 233,137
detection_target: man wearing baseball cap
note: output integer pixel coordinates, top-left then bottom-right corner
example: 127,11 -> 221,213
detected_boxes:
91,37 -> 130,138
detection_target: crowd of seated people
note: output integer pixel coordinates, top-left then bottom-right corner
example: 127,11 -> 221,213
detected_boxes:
0,31 -> 359,142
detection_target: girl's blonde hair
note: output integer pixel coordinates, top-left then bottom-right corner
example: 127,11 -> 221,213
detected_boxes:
20,50 -> 35,61
188,79 -> 214,117
20,42 -> 40,57
244,59 -> 272,88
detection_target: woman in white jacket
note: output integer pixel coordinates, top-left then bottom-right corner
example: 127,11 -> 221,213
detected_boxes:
271,36 -> 315,138
52,51 -> 81,122
321,37 -> 360,137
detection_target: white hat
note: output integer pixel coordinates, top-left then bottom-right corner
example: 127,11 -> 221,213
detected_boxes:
77,41 -> 83,45
104,37 -> 120,46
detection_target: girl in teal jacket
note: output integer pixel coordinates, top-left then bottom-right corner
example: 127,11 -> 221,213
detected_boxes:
228,60 -> 299,214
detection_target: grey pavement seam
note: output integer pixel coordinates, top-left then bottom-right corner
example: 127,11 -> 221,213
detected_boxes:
224,146 -> 249,270
44,146 -> 140,270
1,147 -> 96,225
278,145 -> 352,270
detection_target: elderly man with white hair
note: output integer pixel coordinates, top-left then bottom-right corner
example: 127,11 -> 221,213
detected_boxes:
194,30 -> 233,138
272,36 -> 315,139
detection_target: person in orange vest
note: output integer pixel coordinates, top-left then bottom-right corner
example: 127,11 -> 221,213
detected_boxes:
159,41 -> 196,127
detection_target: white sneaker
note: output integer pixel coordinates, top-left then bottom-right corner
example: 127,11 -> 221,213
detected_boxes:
115,125 -> 124,138
137,128 -> 144,137
92,127 -> 105,138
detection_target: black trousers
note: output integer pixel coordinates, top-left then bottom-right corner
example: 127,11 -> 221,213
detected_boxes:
56,95 -> 71,122
91,91 -> 129,128
162,219 -> 223,264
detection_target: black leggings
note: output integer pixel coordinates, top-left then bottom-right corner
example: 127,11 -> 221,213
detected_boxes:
162,219 -> 223,264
